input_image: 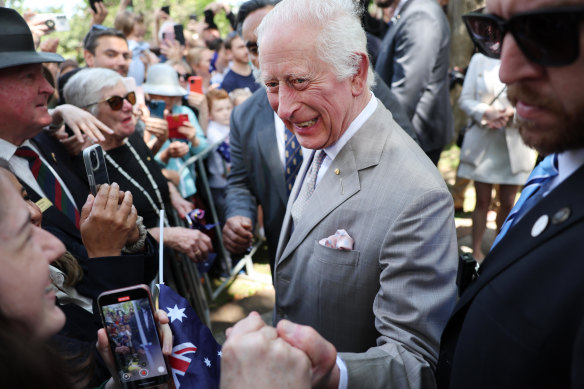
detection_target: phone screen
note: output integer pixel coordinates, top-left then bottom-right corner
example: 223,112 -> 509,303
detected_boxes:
99,287 -> 169,388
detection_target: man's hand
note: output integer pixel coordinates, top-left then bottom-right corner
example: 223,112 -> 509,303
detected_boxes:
222,216 -> 254,254
277,319 -> 340,389
80,183 -> 138,258
90,1 -> 108,26
221,312 -> 312,389
153,226 -> 213,262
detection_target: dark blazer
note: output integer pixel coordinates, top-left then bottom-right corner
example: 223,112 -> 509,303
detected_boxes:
375,0 -> 453,153
437,163 -> 584,388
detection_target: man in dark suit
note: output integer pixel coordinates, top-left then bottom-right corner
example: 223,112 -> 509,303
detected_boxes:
374,0 -> 454,165
436,0 -> 584,387
223,0 -> 418,272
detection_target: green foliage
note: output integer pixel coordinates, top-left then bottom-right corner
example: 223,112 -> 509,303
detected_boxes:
11,0 -> 231,65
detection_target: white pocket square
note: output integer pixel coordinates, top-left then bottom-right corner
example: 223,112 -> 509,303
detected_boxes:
319,229 -> 354,250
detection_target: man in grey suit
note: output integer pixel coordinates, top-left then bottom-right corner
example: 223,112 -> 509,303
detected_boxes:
221,0 -> 457,388
223,0 -> 417,272
375,0 -> 454,165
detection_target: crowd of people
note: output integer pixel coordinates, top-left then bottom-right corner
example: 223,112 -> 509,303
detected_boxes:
1,0 -> 584,387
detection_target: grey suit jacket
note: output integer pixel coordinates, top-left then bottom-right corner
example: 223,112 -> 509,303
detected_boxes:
225,88 -> 288,265
274,101 -> 458,388
375,0 -> 454,153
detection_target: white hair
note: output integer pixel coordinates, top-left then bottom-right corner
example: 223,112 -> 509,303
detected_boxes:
256,0 -> 375,89
63,68 -> 124,116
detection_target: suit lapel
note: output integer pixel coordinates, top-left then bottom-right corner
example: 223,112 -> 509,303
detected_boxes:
255,93 -> 288,207
277,102 -> 389,264
452,164 -> 584,316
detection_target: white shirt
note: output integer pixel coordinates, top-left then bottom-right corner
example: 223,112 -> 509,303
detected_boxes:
0,137 -> 79,210
316,92 -> 377,186
546,148 -> 584,195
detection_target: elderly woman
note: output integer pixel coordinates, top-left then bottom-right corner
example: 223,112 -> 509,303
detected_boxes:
64,68 -> 212,262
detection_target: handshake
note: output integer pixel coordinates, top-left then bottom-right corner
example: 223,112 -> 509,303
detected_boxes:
220,312 -> 340,389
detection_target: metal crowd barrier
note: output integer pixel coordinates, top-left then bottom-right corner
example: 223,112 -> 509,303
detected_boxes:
179,138 -> 261,301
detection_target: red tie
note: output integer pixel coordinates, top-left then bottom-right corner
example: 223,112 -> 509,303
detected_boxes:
14,146 -> 80,228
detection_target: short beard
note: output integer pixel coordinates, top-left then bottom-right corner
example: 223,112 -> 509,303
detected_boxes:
375,0 -> 398,9
508,83 -> 584,156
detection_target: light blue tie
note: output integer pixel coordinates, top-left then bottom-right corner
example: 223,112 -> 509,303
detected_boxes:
492,153 -> 558,248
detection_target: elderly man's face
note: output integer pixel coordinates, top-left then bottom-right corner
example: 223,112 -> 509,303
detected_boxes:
0,64 -> 54,145
490,0 -> 584,155
85,36 -> 131,77
260,24 -> 364,150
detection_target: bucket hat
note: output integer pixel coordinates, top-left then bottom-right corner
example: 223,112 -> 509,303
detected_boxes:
142,63 -> 186,97
0,7 -> 63,70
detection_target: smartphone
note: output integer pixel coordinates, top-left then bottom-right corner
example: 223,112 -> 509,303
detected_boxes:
187,76 -> 203,94
83,144 -> 110,196
33,13 -> 70,32
166,114 -> 189,139
89,0 -> 103,14
147,99 -> 165,119
173,24 -> 185,46
98,285 -> 170,388
161,5 -> 170,15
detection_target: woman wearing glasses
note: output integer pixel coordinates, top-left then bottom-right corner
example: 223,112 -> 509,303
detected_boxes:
457,53 -> 535,260
64,68 -> 213,263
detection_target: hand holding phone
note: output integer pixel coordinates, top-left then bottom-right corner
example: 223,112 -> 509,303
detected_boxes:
89,0 -> 103,14
83,144 -> 110,196
98,285 -> 170,388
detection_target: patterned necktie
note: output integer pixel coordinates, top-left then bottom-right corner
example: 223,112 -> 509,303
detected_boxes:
285,128 -> 303,195
291,150 -> 326,225
492,153 -> 558,248
14,146 -> 80,228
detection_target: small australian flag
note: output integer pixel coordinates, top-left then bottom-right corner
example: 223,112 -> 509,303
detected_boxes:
158,284 -> 221,388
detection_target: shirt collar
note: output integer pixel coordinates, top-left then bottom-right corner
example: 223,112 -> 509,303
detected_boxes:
557,148 -> 584,183
322,91 -> 377,161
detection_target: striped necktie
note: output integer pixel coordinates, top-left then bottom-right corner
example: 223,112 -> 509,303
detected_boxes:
492,153 -> 558,248
285,128 -> 303,195
14,146 -> 80,228
291,150 -> 326,225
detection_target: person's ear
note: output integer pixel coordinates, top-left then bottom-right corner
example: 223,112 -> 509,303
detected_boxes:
350,52 -> 369,96
83,49 -> 95,68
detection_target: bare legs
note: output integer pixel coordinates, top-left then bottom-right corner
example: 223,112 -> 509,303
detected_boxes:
471,182 -> 520,261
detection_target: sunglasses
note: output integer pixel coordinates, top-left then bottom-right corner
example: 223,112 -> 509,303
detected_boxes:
177,73 -> 193,82
87,92 -> 137,111
245,41 -> 258,56
462,6 -> 584,67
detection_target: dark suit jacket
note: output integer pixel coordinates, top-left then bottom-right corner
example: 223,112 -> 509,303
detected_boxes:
375,0 -> 453,153
437,163 -> 584,388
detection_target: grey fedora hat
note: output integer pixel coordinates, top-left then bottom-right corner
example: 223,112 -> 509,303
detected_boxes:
142,63 -> 187,97
0,7 -> 63,70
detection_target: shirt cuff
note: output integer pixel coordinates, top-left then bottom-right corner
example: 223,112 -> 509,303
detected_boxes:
336,355 -> 348,389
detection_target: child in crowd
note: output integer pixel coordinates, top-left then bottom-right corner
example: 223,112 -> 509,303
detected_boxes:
205,89 -> 233,226
142,64 -> 209,200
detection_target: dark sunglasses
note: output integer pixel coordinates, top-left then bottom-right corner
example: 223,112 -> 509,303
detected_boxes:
462,6 -> 584,67
245,41 -> 258,55
177,73 -> 193,82
87,91 -> 137,111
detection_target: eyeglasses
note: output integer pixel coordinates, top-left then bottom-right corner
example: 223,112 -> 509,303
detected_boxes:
462,6 -> 584,67
86,91 -> 137,111
245,41 -> 258,56
177,73 -> 193,82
